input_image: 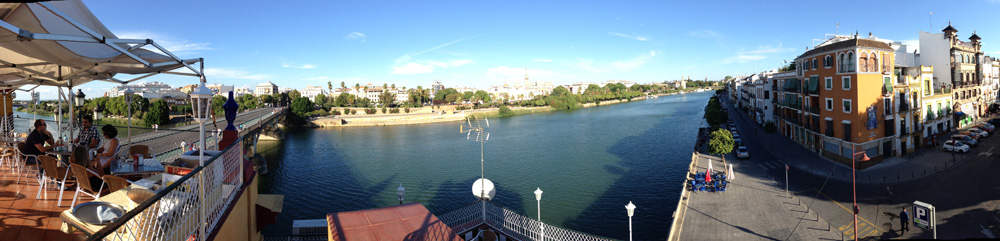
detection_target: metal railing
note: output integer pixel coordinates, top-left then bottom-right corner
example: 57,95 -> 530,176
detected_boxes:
88,110 -> 284,241
438,200 -> 614,241
260,235 -> 328,241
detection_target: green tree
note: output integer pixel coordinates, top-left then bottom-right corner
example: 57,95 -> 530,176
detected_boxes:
378,91 -> 396,107
445,93 -> 464,104
289,89 -> 302,100
474,90 -> 491,103
463,91 -> 474,101
335,93 -> 352,107
260,95 -> 274,106
211,95 -> 228,116
314,94 -> 327,108
763,120 -> 777,134
498,105 -> 515,117
707,129 -> 735,156
434,88 -> 459,101
144,99 -> 170,125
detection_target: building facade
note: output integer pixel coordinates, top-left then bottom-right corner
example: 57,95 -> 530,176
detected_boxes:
255,81 -> 279,96
919,23 -> 985,128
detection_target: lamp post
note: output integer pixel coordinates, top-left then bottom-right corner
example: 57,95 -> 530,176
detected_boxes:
124,87 -> 134,150
75,89 -> 85,125
850,143 -> 870,241
534,188 -> 543,241
625,201 -> 635,241
190,83 -> 212,241
397,184 -> 405,205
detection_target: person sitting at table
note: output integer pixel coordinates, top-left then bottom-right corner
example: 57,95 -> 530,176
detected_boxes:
24,119 -> 61,163
72,115 -> 100,149
93,124 -> 119,175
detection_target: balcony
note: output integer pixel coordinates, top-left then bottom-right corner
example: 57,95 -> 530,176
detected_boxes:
926,111 -> 936,121
808,105 -> 820,114
898,102 -> 910,112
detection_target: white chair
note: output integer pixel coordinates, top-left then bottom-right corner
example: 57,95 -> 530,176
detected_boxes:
14,142 -> 42,187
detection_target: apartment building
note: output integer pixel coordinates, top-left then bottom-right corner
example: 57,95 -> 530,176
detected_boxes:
919,23 -> 985,127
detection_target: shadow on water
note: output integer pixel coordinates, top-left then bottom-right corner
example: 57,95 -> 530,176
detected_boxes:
561,103 -> 703,240
259,127 -> 391,235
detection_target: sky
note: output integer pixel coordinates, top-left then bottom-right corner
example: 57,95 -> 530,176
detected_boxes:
24,0 -> 1000,100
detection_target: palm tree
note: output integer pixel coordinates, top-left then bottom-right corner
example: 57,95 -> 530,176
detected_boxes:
341,81 -> 346,89
328,81 -> 333,93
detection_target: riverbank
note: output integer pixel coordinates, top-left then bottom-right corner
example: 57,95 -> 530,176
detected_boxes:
310,90 -> 711,127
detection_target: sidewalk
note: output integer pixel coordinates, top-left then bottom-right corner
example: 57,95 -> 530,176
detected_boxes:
675,151 -> 843,240
726,99 -> 994,184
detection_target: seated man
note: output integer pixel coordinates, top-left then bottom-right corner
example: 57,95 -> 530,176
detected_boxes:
23,119 -> 60,163
73,115 -> 101,149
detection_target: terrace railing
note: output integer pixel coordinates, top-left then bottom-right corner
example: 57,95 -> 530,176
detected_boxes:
438,200 -> 614,241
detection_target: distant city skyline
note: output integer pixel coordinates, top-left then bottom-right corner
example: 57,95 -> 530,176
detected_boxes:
20,0 -> 1000,100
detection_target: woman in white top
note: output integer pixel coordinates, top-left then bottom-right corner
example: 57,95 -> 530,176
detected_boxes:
92,124 -> 119,175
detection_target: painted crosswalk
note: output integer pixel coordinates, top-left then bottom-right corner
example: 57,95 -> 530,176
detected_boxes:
839,222 -> 881,240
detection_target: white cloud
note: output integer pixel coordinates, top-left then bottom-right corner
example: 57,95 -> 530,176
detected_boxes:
116,31 -> 212,53
569,51 -> 660,73
720,43 -> 794,64
608,32 -> 648,41
344,32 -> 367,43
900,39 -> 920,54
204,67 -> 272,81
281,62 -> 317,69
390,34 -> 487,74
533,59 -> 553,62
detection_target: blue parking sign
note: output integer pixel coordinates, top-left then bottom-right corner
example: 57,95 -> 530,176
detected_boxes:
913,201 -> 934,230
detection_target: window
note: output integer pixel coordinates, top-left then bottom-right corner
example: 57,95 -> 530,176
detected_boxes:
824,55 -> 833,68
825,98 -> 833,111
869,53 -> 878,73
843,99 -> 852,113
882,53 -> 890,71
764,90 -> 769,99
812,59 -> 818,70
860,53 -> 868,72
842,76 -> 851,90
884,97 -> 892,115
847,52 -> 855,72
825,77 -> 832,90
925,78 -> 932,95
839,53 -> 845,73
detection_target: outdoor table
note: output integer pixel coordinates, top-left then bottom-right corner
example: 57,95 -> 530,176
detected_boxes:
46,146 -> 74,162
0,136 -> 23,144
110,158 -> 165,176
60,174 -> 162,236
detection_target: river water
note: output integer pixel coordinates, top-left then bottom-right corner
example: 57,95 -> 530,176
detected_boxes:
258,91 -> 712,240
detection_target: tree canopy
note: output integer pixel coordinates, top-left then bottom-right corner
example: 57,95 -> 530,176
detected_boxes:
707,129 -> 735,156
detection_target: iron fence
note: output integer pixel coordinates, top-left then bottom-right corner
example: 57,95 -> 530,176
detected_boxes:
438,200 -> 615,241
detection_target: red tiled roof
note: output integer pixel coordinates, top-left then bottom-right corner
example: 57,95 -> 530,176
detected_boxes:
326,203 -> 462,241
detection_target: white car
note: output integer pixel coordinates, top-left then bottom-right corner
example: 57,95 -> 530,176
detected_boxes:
943,140 -> 970,153
736,146 -> 750,158
969,128 -> 989,138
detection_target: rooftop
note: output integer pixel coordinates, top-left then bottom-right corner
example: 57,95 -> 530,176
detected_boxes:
326,203 -> 462,241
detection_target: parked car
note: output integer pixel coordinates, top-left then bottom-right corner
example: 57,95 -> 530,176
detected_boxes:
981,122 -> 996,130
952,134 -> 978,147
943,140 -> 970,153
989,119 -> 1000,126
975,124 -> 994,133
961,130 -> 986,139
969,128 -> 990,138
737,146 -> 750,158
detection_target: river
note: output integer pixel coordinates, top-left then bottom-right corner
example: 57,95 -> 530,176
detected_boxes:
258,91 -> 713,240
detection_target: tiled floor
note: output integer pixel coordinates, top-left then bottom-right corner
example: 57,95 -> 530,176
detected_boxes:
0,163 -> 89,241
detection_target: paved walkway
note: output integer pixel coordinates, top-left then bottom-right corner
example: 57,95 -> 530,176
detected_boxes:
723,98 -> 996,184
675,152 -> 843,240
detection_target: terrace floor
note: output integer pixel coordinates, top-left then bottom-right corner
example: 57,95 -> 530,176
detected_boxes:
0,161 -> 90,241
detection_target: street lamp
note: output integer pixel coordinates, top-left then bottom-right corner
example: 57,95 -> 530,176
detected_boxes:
850,143 -> 870,241
534,187 -> 543,241
124,87 -> 134,150
190,84 -> 213,165
625,201 -> 635,241
397,184 -> 405,205
75,89 -> 85,125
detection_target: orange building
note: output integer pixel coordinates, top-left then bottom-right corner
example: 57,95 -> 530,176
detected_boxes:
778,34 -> 897,168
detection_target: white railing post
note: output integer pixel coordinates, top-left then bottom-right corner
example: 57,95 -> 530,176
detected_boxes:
199,171 -> 206,241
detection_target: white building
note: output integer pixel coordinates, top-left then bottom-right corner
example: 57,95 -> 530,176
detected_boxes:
206,84 -> 234,97
301,86 -> 326,102
106,81 -> 175,98
255,81 -> 279,96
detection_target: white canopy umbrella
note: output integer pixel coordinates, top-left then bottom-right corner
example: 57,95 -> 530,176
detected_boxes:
0,0 -> 204,139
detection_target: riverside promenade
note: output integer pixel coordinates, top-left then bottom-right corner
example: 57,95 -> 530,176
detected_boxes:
669,148 -> 843,240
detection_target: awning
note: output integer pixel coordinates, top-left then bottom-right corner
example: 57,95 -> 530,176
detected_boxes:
883,77 -> 893,93
955,111 -> 966,117
0,1 -> 204,90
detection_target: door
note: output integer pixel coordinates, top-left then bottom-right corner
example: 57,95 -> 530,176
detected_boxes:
901,141 -> 908,156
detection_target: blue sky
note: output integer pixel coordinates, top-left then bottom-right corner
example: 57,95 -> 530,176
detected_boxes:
29,0 -> 1000,100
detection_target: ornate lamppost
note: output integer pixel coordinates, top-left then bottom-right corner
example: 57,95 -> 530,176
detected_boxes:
534,188 -> 544,241
626,201 -> 636,241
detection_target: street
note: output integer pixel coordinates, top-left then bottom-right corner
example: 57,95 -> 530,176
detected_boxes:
720,92 -> 1000,239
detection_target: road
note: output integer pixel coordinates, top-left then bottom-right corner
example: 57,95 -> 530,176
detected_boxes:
122,108 -> 278,160
720,91 -> 1000,239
